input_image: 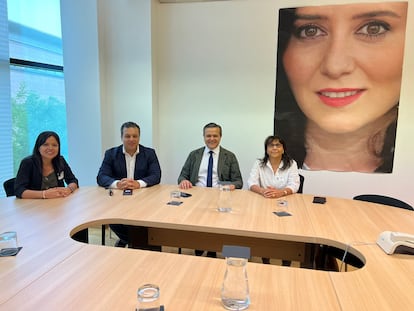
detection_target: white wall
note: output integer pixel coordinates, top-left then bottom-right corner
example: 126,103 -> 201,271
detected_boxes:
155,0 -> 276,188
97,0 -> 154,148
61,0 -> 102,187
61,0 -> 154,186
62,0 -> 414,205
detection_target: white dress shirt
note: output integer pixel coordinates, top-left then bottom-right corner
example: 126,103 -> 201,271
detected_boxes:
109,146 -> 147,188
196,146 -> 220,187
247,159 -> 300,193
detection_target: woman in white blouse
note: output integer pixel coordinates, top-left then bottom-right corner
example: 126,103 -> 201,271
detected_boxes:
248,135 -> 300,198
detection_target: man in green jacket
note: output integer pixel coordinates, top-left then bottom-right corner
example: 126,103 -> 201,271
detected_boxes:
177,122 -> 243,257
178,122 -> 243,190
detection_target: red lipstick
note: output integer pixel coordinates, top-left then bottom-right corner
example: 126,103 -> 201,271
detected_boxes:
317,88 -> 365,107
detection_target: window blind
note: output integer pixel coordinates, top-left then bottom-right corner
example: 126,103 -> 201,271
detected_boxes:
0,0 -> 13,197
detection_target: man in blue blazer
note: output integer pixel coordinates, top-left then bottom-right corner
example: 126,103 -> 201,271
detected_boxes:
178,122 -> 243,257
97,121 -> 161,247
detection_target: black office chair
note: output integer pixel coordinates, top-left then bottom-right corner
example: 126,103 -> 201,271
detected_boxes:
298,174 -> 305,194
3,178 -> 16,197
353,194 -> 413,211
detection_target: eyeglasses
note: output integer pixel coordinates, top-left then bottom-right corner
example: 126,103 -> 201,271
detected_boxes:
268,143 -> 282,148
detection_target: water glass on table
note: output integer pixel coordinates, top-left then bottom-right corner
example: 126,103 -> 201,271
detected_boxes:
218,184 -> 232,213
0,231 -> 19,256
136,284 -> 160,311
169,190 -> 182,205
221,245 -> 250,310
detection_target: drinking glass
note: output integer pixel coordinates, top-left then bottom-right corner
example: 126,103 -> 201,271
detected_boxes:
218,184 -> 232,212
170,190 -> 181,203
0,231 -> 18,256
136,284 -> 160,311
276,199 -> 289,212
221,257 -> 250,310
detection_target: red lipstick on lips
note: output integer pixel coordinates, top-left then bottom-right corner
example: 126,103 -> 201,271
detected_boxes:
317,88 -> 365,107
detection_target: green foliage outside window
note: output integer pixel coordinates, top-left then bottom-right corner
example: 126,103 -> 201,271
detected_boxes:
11,82 -> 67,174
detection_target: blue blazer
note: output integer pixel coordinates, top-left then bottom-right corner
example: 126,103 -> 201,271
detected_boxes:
96,145 -> 161,188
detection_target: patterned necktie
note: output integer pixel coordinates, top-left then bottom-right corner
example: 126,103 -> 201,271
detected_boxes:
207,150 -> 213,187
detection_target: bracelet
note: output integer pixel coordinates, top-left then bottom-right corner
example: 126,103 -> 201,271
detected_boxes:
68,185 -> 75,193
42,190 -> 46,199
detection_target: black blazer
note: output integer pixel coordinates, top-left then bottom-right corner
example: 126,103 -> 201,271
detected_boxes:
14,155 -> 79,198
96,144 -> 161,188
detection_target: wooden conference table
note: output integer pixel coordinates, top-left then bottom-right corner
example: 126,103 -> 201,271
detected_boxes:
1,185 -> 414,310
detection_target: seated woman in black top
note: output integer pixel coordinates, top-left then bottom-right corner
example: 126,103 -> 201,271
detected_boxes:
15,131 -> 78,199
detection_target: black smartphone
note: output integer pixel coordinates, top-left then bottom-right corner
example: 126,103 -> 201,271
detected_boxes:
312,196 -> 326,204
167,201 -> 183,206
180,192 -> 192,198
123,189 -> 133,195
273,211 -> 292,217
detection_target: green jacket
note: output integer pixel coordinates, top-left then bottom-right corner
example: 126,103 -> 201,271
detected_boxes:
178,146 -> 243,189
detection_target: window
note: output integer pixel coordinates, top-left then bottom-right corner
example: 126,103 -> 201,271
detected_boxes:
0,0 -> 66,196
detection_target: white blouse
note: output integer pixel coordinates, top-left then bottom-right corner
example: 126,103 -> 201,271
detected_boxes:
247,159 -> 300,193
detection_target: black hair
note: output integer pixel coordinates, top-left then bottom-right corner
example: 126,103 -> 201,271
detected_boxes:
203,122 -> 222,137
32,131 -> 63,172
121,121 -> 140,137
260,135 -> 293,171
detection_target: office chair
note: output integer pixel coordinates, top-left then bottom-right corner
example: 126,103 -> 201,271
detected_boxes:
298,174 -> 305,194
353,194 -> 413,211
3,178 -> 16,197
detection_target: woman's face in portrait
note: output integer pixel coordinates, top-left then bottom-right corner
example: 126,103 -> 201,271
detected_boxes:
39,136 -> 59,161
283,2 -> 407,134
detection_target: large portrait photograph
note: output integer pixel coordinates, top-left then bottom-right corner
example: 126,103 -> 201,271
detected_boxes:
274,2 -> 408,173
